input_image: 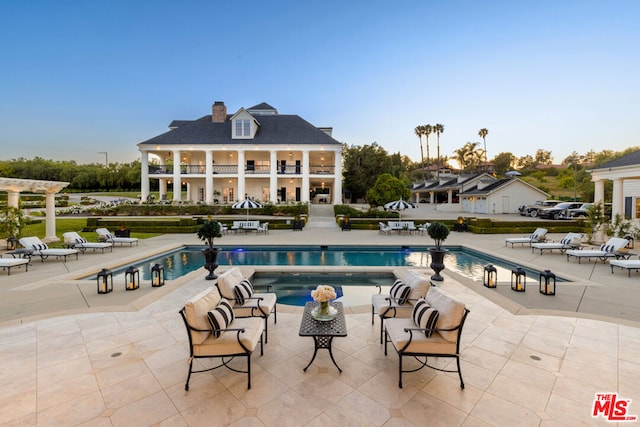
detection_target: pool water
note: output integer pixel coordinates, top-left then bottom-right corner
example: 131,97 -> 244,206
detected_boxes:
91,245 -> 565,288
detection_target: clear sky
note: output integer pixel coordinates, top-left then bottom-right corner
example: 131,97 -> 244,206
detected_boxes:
1,0 -> 638,166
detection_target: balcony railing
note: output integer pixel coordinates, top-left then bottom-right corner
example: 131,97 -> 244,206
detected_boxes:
149,164 -> 335,175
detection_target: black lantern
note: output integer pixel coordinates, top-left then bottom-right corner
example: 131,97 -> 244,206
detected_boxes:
96,268 -> 113,294
151,263 -> 165,287
511,267 -> 526,292
124,266 -> 140,291
6,236 -> 17,251
483,264 -> 497,288
539,269 -> 556,295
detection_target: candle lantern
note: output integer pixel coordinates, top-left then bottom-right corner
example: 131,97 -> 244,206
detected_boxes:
151,263 -> 165,287
96,268 -> 113,294
124,266 -> 140,291
6,236 -> 17,251
483,264 -> 497,288
624,235 -> 634,249
539,269 -> 556,295
511,267 -> 526,292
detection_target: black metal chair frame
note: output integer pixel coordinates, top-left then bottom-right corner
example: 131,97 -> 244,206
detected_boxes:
384,308 -> 470,389
179,308 -> 263,390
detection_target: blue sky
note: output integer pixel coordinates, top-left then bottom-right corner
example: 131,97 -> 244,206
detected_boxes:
1,0 -> 639,165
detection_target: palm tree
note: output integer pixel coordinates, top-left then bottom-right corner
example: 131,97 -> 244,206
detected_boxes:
433,124 -> 444,178
415,126 -> 425,180
454,142 -> 481,171
478,128 -> 489,163
423,125 -> 432,179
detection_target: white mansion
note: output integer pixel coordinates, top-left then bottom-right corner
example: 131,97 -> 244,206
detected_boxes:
138,102 -> 343,205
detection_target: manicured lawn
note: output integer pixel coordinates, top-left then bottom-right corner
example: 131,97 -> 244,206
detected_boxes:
21,218 -> 160,241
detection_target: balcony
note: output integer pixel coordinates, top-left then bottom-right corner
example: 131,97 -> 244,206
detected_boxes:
148,163 -> 335,175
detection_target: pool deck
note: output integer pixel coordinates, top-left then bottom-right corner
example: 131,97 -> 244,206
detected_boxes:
1,208 -> 639,425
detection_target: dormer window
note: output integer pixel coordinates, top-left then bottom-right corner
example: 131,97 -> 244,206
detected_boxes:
235,119 -> 250,137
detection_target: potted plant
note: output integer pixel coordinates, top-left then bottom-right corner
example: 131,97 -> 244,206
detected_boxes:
197,219 -> 222,280
427,222 -> 450,281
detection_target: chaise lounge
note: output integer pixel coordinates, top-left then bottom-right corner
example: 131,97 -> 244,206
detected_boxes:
0,256 -> 30,275
63,231 -> 113,253
95,228 -> 139,246
505,228 -> 548,247
610,258 -> 640,276
531,232 -> 584,254
18,236 -> 79,262
565,237 -> 630,263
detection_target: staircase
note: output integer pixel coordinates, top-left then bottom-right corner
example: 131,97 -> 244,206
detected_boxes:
306,204 -> 338,229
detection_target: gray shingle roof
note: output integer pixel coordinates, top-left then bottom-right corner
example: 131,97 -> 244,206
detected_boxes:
139,113 -> 341,147
591,150 -> 640,170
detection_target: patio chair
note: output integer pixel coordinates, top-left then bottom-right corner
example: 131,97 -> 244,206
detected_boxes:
63,231 -> 113,253
18,237 -> 79,262
384,286 -> 469,388
416,223 -> 431,235
379,222 -> 391,235
505,228 -> 548,247
256,222 -> 268,234
531,232 -> 584,254
180,286 -> 263,390
95,228 -> 139,246
566,237 -> 630,263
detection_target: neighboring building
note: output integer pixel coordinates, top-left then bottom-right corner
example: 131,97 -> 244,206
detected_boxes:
588,150 -> 640,221
413,173 -> 497,209
138,102 -> 343,205
458,177 -> 550,214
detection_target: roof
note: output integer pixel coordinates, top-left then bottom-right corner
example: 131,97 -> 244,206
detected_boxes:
591,150 -> 640,170
460,177 -> 549,196
139,112 -> 341,147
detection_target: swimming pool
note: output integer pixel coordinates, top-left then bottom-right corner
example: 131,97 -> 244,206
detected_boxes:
92,245 -> 565,286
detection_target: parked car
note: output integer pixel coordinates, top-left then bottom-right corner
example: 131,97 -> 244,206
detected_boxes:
538,202 -> 583,220
566,202 -> 612,218
518,200 -> 563,217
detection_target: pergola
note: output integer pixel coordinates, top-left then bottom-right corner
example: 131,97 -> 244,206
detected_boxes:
0,177 -> 69,241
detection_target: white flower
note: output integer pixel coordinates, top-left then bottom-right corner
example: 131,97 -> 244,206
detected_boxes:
311,285 -> 336,302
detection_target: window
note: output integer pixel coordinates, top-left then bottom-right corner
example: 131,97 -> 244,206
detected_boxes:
235,119 -> 250,137
635,198 -> 640,219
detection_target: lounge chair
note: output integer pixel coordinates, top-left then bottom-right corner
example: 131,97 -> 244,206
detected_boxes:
379,222 -> 391,235
610,259 -> 640,276
256,222 -> 268,234
0,256 -> 30,275
505,228 -> 548,247
95,228 -> 139,246
63,231 -> 113,253
531,232 -> 584,254
18,236 -> 79,262
566,237 -> 630,263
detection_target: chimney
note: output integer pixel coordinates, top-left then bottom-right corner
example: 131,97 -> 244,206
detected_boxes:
211,101 -> 227,123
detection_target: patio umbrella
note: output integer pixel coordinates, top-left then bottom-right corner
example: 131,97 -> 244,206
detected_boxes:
383,198 -> 416,221
505,170 -> 521,177
232,197 -> 263,220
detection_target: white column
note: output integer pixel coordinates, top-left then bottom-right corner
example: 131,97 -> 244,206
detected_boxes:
612,178 -> 624,218
205,150 -> 214,204
44,192 -> 57,241
333,150 -> 342,204
173,150 -> 181,201
430,192 -> 435,204
302,150 -> 310,203
159,179 -> 167,200
237,150 -> 245,201
594,179 -> 605,204
140,151 -> 149,203
270,150 -> 278,204
447,189 -> 453,203
7,191 -> 20,208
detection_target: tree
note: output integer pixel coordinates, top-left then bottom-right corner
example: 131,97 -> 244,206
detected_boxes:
516,154 -> 535,170
342,142 -> 391,202
433,124 -> 444,178
423,125 -> 433,179
415,126 -> 424,179
492,152 -> 515,175
478,128 -> 489,163
534,149 -> 552,166
453,142 -> 483,171
365,173 -> 411,208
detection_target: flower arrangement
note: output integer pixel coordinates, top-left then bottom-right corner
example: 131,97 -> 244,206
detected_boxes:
311,285 -> 336,302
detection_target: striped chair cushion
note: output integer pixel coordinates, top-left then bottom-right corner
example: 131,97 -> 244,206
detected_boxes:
234,279 -> 254,305
389,279 -> 411,305
412,298 -> 439,338
207,299 -> 235,338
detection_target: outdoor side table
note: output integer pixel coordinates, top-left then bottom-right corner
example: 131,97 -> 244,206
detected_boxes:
299,301 -> 347,373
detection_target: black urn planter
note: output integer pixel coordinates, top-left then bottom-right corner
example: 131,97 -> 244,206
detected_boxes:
202,248 -> 220,280
429,248 -> 448,281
